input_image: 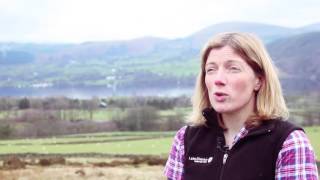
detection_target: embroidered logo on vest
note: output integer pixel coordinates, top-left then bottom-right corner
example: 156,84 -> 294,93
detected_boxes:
188,156 -> 214,164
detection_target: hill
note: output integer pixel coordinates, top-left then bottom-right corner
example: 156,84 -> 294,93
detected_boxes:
0,21 -> 319,97
268,32 -> 320,92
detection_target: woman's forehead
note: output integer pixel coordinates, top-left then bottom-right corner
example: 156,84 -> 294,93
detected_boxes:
206,46 -> 245,64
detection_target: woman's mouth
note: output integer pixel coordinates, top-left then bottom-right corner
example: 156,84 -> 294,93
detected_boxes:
213,92 -> 228,102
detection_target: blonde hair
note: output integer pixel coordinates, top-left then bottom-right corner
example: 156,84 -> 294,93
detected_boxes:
189,32 -> 289,127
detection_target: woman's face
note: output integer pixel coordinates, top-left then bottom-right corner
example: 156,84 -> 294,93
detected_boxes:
205,46 -> 260,115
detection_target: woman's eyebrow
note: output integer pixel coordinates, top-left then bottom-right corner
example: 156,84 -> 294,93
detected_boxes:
205,62 -> 216,66
225,59 -> 242,64
205,60 -> 241,66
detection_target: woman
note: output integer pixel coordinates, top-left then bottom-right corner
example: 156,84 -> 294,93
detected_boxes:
164,32 -> 318,180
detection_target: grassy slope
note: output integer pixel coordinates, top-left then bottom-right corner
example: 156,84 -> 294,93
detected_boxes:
0,57 -> 199,88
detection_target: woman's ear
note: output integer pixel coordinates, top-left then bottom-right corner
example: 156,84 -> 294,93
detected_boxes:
254,77 -> 263,91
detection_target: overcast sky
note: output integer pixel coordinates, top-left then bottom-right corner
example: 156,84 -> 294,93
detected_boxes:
1,0 -> 320,43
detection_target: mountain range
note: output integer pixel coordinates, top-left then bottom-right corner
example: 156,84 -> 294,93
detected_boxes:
0,21 -> 319,97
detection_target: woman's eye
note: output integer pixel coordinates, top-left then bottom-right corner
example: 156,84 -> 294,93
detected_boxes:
229,66 -> 240,72
206,67 -> 216,73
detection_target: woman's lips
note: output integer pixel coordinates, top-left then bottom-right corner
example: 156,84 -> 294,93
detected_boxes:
213,92 -> 228,102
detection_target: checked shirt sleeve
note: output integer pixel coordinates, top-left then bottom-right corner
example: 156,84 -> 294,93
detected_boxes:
164,126 -> 187,180
275,130 -> 319,180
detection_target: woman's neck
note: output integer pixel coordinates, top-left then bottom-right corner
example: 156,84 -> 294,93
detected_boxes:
221,105 -> 254,134
221,95 -> 256,134
222,112 -> 248,134
222,110 -> 252,148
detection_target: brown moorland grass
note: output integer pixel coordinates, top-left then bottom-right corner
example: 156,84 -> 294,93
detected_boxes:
0,165 -> 166,180
0,155 -> 167,180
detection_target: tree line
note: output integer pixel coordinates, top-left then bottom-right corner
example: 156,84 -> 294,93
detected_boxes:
0,96 -> 190,139
0,94 -> 319,139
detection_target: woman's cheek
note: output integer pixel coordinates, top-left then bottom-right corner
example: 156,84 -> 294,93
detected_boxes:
205,77 -> 212,92
233,79 -> 247,91
232,78 -> 254,97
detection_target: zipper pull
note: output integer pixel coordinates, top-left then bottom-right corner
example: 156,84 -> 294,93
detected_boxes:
223,153 -> 228,164
222,146 -> 229,165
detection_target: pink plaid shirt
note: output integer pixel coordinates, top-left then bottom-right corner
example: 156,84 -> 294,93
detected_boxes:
164,126 -> 319,180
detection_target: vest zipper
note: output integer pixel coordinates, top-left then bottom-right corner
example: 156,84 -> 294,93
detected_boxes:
222,153 -> 229,164
219,146 -> 229,180
217,129 -> 266,180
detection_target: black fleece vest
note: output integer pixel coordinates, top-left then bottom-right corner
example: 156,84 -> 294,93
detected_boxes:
183,108 -> 302,180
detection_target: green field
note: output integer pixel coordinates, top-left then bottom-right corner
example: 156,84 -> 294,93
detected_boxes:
0,131 -> 175,155
305,126 -> 320,159
0,137 -> 173,155
0,107 -> 190,122
0,131 -> 175,146
0,126 -> 319,160
0,109 -> 118,122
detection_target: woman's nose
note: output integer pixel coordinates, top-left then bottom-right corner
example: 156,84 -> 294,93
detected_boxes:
215,79 -> 225,86
214,70 -> 226,86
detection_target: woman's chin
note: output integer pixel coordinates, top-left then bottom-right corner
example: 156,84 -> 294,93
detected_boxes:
213,107 -> 229,113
